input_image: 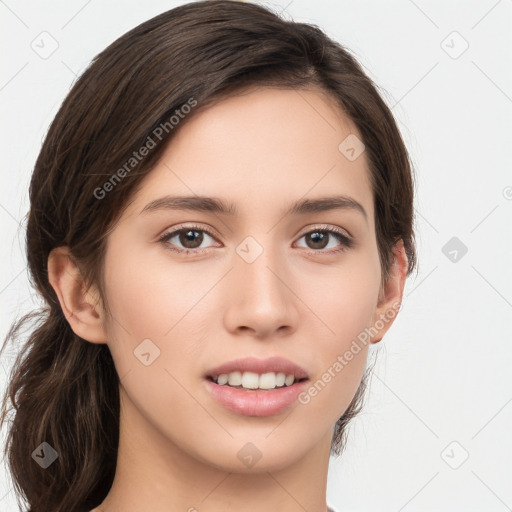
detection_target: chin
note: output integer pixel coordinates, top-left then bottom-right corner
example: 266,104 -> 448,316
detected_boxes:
186,427 -> 320,473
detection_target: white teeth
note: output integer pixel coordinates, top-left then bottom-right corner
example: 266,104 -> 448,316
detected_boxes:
227,371 -> 242,386
259,372 -> 276,389
214,371 -> 298,390
217,374 -> 229,385
241,371 -> 259,389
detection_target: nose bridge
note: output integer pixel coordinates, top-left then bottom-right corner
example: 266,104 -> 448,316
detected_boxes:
235,233 -> 286,300
224,233 -> 298,336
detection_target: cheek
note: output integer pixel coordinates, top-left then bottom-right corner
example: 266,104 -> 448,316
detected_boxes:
294,252 -> 380,417
102,241 -> 197,335
101,243 -> 215,377
102,254 -> 162,337
296,285 -> 374,429
301,250 -> 381,338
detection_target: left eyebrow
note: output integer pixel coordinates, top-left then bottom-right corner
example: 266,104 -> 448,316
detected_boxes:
287,195 -> 368,222
140,194 -> 368,222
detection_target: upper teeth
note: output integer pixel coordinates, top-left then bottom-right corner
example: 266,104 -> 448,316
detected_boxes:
215,371 -> 297,390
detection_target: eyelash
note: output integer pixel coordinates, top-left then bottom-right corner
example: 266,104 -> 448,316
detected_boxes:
158,223 -> 354,256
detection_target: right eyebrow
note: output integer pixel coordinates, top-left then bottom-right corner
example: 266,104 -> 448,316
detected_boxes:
140,195 -> 237,215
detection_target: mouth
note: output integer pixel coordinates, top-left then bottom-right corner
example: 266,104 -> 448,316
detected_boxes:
207,371 -> 308,391
204,357 -> 310,416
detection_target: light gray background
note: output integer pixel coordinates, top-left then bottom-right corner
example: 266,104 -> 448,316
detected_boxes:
1,1 -> 511,511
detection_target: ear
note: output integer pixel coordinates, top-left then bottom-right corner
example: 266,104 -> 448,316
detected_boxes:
47,246 -> 108,344
369,239 -> 408,344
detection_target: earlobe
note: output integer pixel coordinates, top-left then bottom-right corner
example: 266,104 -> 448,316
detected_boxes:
369,240 -> 408,344
47,246 -> 108,344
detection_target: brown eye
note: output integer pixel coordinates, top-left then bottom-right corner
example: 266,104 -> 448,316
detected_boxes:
305,231 -> 329,250
296,228 -> 353,254
177,229 -> 204,249
159,225 -> 219,253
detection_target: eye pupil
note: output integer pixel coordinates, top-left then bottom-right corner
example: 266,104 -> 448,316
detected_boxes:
180,229 -> 203,249
307,231 -> 328,249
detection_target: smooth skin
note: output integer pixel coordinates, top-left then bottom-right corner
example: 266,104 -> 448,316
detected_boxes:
48,86 -> 408,512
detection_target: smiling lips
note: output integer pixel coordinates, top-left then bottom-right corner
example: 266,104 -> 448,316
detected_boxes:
204,356 -> 310,416
213,370 -> 298,390
206,356 -> 309,388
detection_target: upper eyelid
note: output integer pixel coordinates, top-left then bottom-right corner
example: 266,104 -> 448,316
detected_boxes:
301,224 -> 351,238
160,223 -> 352,245
160,223 -> 219,241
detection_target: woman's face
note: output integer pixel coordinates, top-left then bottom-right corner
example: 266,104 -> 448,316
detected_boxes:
100,86 -> 395,472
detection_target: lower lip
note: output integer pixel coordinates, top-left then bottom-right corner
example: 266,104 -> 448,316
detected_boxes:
204,379 -> 308,417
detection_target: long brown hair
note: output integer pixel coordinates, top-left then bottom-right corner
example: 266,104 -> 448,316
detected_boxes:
0,1 -> 417,510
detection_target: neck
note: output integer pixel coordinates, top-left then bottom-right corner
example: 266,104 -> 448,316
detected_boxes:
96,388 -> 333,512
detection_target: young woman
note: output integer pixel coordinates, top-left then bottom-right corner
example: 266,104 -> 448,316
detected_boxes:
1,1 -> 416,511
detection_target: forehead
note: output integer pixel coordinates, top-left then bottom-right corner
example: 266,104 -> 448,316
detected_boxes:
124,86 -> 374,222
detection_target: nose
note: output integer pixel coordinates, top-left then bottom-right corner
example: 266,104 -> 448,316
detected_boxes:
223,241 -> 300,340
